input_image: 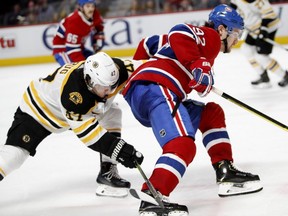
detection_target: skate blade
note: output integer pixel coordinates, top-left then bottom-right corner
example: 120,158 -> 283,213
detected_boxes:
96,184 -> 128,198
251,82 -> 272,89
218,181 -> 263,197
139,211 -> 188,216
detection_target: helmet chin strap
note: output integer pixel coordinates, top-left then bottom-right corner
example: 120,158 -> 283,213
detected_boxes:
222,36 -> 228,53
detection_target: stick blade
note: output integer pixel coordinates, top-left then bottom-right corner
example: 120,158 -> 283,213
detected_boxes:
129,188 -> 158,205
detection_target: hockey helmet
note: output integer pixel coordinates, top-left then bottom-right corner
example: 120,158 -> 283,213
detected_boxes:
77,0 -> 96,7
208,4 -> 244,34
84,52 -> 119,93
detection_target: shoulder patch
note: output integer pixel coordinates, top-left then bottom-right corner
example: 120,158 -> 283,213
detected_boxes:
69,92 -> 83,105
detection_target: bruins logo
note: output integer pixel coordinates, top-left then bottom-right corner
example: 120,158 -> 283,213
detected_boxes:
69,92 -> 83,105
92,61 -> 99,68
22,135 -> 30,143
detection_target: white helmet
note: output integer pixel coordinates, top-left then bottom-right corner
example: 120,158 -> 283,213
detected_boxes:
84,52 -> 119,92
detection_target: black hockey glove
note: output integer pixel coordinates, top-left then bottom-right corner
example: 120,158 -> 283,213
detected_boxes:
111,139 -> 144,168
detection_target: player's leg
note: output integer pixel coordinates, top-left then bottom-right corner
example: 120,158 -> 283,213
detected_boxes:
126,83 -> 194,215
95,103 -> 130,198
0,107 -> 51,180
53,52 -> 72,66
198,102 -> 263,197
241,36 -> 271,88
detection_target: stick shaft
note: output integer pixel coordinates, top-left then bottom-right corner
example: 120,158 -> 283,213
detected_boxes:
212,87 -> 288,132
245,27 -> 288,51
263,38 -> 288,51
135,162 -> 165,208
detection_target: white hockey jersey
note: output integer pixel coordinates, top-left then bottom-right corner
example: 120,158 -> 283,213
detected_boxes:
19,58 -> 143,147
231,0 -> 280,35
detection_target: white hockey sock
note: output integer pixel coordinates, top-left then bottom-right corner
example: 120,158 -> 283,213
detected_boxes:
0,145 -> 29,177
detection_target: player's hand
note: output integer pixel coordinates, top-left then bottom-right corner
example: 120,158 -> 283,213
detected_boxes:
258,26 -> 268,40
189,58 -> 214,97
112,139 -> 144,168
92,31 -> 105,52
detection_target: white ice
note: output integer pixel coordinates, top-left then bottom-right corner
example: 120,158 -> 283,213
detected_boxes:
0,48 -> 288,216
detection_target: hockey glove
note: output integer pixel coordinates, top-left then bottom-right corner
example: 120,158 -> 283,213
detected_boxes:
189,58 -> 214,97
256,26 -> 269,50
92,31 -> 105,53
111,139 -> 144,168
258,26 -> 269,40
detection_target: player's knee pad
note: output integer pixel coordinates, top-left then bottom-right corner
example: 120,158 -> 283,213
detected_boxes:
199,102 -> 226,132
162,136 -> 196,165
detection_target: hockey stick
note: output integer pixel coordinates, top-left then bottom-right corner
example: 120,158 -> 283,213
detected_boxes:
212,87 -> 288,132
133,162 -> 165,208
262,38 -> 288,51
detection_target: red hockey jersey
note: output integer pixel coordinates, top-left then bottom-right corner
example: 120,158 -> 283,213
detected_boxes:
123,23 -> 221,100
52,9 -> 104,62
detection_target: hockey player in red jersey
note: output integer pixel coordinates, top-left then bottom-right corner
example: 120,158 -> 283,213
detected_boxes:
52,0 -> 105,65
0,52 -> 144,199
123,4 -> 263,215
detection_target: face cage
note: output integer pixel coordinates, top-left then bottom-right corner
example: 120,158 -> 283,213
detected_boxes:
226,27 -> 243,39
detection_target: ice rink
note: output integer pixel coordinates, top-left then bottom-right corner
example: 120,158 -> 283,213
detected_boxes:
0,48 -> 288,216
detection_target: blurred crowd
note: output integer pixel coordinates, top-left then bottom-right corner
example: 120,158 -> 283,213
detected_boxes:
0,0 -> 287,27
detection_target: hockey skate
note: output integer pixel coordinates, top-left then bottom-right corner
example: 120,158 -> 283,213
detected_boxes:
213,160 -> 263,197
278,71 -> 288,87
251,70 -> 271,89
96,162 -> 131,198
139,191 -> 189,216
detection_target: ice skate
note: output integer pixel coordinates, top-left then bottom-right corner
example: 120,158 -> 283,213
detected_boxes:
139,191 -> 188,216
251,70 -> 271,89
96,162 -> 131,198
278,71 -> 288,87
213,160 -> 263,197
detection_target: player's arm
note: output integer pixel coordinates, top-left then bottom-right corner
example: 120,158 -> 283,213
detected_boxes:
66,111 -> 143,168
168,23 -> 202,69
92,9 -> 105,52
133,34 -> 168,60
168,24 -> 214,97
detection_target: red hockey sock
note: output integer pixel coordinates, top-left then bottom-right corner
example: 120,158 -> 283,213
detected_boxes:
142,136 -> 196,196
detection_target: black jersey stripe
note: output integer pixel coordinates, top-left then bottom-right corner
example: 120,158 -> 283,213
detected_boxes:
27,87 -> 62,129
76,120 -> 99,139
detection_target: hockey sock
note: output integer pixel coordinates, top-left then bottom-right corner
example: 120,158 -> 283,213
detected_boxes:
142,136 -> 196,196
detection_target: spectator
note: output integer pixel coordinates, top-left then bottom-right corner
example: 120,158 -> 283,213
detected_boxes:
126,0 -> 142,16
145,0 -> 156,14
4,3 -> 26,26
55,0 -> 77,21
178,0 -> 194,11
24,0 -> 39,24
37,0 -> 56,23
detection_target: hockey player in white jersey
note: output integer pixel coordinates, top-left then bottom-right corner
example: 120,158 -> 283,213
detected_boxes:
230,0 -> 288,88
0,52 -> 144,198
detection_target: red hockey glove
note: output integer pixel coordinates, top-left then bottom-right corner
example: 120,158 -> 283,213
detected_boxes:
92,31 -> 105,53
189,58 -> 214,97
